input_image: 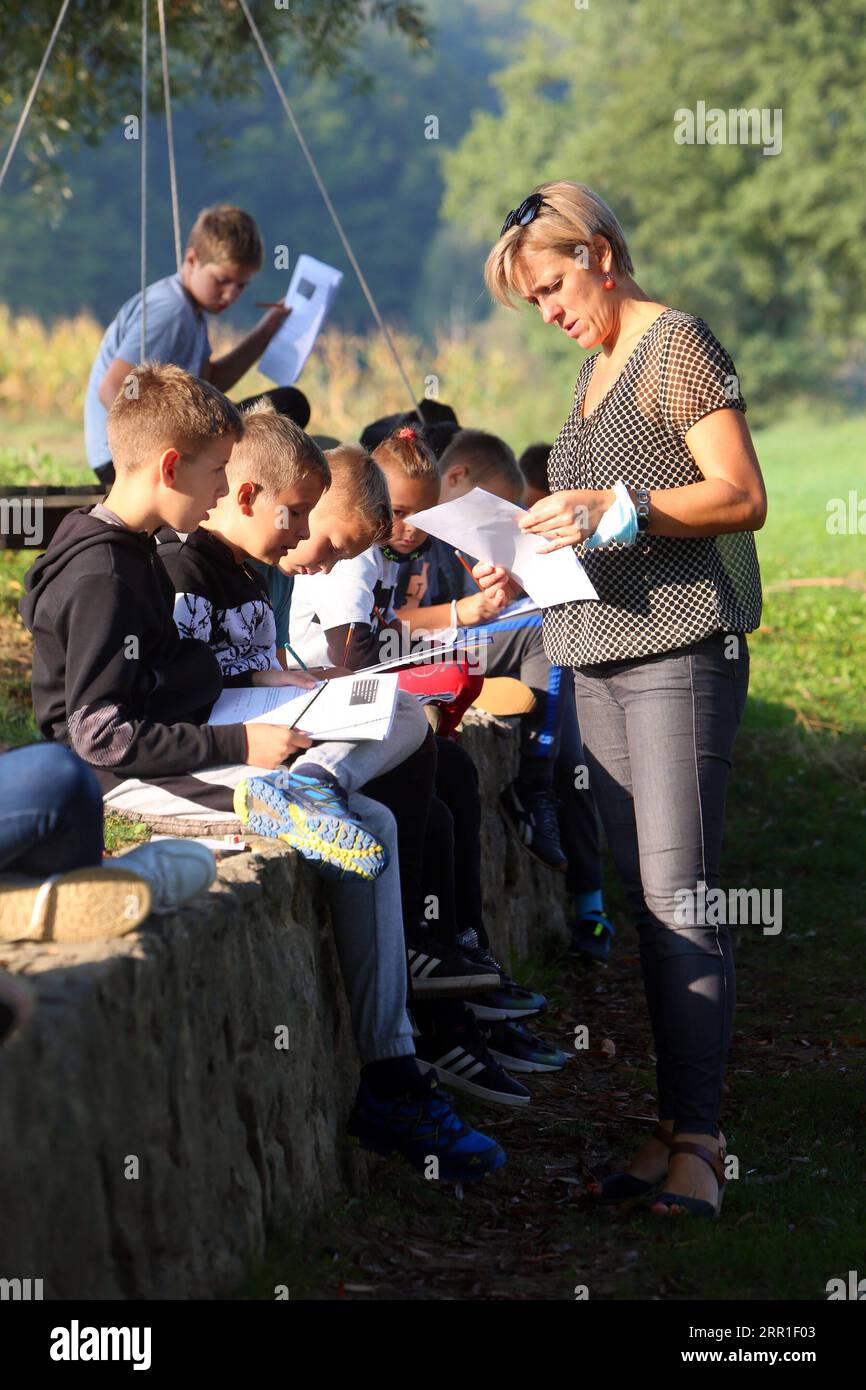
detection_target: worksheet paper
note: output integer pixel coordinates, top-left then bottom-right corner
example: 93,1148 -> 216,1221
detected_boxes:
357,631 -> 492,676
489,596 -> 541,621
257,254 -> 343,385
207,674 -> 398,742
408,489 -> 598,607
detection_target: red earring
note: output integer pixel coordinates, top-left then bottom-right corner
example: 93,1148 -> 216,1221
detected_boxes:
603,272 -> 616,290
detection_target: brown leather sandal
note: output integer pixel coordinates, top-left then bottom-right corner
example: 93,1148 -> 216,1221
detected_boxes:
652,1139 -> 726,1218
586,1124 -> 674,1204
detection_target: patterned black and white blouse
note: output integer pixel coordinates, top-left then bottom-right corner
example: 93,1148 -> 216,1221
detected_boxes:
544,308 -> 762,669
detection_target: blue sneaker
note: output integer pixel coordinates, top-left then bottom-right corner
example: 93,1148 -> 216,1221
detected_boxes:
233,771 -> 388,882
569,909 -> 615,963
347,1073 -> 507,1183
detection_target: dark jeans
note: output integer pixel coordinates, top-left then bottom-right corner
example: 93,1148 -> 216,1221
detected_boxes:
93,386 -> 311,485
572,632 -> 749,1135
431,735 -> 488,949
478,614 -> 563,785
0,744 -> 104,875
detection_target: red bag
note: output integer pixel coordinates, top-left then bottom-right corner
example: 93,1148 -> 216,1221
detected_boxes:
397,658 -> 484,739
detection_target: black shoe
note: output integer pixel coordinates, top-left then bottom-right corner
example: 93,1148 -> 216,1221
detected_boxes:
480,1018 -> 569,1073
460,945 -> 547,1020
414,1009 -> 531,1106
405,921 -> 500,998
500,780 -> 568,872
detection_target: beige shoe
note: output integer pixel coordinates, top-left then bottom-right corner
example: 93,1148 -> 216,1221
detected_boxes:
472,678 -> 537,717
0,868 -> 152,943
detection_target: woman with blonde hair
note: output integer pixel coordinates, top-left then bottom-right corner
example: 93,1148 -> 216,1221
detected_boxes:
477,180 -> 767,1217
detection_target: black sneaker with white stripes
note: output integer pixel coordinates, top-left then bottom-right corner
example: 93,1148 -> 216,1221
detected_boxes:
414,1007 -> 531,1106
405,921 -> 500,997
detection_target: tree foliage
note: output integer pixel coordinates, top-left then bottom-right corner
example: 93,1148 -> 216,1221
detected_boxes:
0,0 -> 430,215
0,0 -> 509,336
442,0 -> 866,407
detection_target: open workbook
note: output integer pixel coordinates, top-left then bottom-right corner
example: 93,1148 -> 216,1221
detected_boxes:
207,673 -> 399,742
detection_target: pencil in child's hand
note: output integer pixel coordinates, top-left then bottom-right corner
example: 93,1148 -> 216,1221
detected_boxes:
285,642 -> 308,671
373,605 -> 387,628
287,680 -> 326,731
256,301 -> 292,310
454,550 -> 481,589
343,622 -> 355,665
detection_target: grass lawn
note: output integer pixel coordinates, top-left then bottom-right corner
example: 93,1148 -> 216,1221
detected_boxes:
2,410 -> 865,1299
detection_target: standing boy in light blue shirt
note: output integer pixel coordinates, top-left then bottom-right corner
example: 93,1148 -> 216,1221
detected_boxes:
84,204 -> 309,483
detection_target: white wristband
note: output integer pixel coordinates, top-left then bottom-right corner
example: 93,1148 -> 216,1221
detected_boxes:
450,599 -> 459,630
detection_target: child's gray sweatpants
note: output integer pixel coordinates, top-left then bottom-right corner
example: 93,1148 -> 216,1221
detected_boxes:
326,791 -> 415,1064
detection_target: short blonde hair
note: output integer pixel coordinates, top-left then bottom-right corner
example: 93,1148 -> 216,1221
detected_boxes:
106,362 -> 243,473
325,444 -> 392,546
187,205 -> 263,270
228,398 -> 330,499
372,426 -> 439,483
485,180 -> 633,308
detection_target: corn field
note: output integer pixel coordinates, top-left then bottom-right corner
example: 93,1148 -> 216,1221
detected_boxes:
0,304 -> 574,482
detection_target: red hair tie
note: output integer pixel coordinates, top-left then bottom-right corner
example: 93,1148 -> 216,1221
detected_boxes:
396,426 -> 417,440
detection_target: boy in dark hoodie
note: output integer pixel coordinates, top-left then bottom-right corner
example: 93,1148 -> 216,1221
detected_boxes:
20,362 -> 385,881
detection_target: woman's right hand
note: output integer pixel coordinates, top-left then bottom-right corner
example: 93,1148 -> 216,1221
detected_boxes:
244,722 -> 312,768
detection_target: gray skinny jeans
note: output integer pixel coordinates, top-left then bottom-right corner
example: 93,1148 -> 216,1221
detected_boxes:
572,631 -> 749,1135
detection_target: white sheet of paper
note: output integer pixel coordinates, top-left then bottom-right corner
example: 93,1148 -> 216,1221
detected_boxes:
207,674 -> 398,742
357,632 -> 492,676
490,596 -> 541,621
257,254 -> 343,385
409,489 -> 598,607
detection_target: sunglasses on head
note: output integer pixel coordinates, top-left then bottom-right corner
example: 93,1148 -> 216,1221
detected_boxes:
500,192 -> 549,238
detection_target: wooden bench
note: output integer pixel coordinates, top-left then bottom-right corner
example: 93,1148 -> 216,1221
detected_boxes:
0,485 -> 104,551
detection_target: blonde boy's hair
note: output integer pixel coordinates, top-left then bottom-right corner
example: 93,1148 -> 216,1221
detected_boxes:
227,398 -> 331,498
324,444 -> 392,546
372,427 -> 439,484
187,205 -> 264,270
106,362 -> 243,473
485,180 -> 634,309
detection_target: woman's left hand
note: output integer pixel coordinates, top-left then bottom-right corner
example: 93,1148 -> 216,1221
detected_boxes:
519,488 -> 615,553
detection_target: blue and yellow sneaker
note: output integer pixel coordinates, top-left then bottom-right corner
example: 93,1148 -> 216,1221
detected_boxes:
569,909 -> 615,964
233,771 -> 388,882
347,1072 -> 507,1183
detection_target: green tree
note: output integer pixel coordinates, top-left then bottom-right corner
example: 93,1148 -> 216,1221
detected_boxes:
442,0 -> 866,412
0,0 -> 429,217
0,0 -> 513,336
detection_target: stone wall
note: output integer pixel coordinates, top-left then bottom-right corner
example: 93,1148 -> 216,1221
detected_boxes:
0,716 -> 569,1299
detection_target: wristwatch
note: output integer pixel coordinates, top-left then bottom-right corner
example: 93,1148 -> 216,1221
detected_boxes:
635,488 -> 651,532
